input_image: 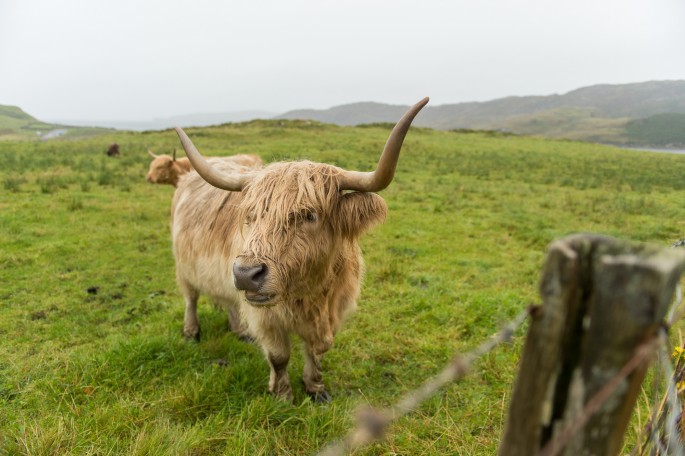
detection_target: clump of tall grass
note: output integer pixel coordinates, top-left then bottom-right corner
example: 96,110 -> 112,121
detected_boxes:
36,174 -> 70,194
67,196 -> 84,211
4,176 -> 27,192
96,159 -> 116,186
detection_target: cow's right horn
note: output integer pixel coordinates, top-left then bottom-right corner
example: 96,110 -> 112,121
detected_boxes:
147,149 -> 158,158
174,127 -> 254,191
340,97 -> 428,192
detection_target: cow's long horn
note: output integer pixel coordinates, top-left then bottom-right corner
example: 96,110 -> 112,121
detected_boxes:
147,149 -> 158,158
174,127 -> 253,191
340,97 -> 429,192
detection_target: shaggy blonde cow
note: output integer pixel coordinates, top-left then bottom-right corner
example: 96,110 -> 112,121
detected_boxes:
146,149 -> 261,187
171,98 -> 428,401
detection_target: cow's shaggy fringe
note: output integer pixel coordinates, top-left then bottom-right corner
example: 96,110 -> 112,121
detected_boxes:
237,161 -> 387,303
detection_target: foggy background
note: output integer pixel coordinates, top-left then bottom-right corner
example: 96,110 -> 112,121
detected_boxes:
1,0 -> 683,124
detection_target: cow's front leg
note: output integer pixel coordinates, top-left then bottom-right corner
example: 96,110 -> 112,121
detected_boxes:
178,278 -> 201,341
260,328 -> 292,401
303,343 -> 332,403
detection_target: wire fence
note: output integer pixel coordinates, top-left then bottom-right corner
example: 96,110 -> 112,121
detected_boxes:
315,307 -> 532,456
314,288 -> 685,455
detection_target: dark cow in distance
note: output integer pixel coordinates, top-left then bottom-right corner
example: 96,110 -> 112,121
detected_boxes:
171,97 -> 428,401
106,143 -> 120,157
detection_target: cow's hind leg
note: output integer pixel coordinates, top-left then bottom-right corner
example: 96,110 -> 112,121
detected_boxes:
227,304 -> 254,343
178,278 -> 201,342
259,328 -> 292,401
302,343 -> 332,403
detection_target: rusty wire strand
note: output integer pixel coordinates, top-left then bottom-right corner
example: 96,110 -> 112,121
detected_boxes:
314,308 -> 531,456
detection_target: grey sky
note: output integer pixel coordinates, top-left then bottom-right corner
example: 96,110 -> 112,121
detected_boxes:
1,0 -> 683,122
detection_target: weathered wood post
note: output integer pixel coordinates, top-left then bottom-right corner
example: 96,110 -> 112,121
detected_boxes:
499,234 -> 685,456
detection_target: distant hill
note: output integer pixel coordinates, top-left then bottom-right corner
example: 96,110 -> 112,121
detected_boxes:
278,102 -> 408,127
0,105 -> 58,140
625,113 -> 685,147
0,105 -> 111,141
49,110 -> 278,131
277,80 -> 685,146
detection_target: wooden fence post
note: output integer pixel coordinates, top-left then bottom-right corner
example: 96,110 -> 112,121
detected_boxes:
498,234 -> 685,456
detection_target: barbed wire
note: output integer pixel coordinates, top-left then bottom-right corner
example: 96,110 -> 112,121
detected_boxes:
314,307 -> 532,456
315,310 -> 682,456
314,249 -> 685,456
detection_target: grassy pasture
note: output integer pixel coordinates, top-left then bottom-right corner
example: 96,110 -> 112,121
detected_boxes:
1,121 -> 685,454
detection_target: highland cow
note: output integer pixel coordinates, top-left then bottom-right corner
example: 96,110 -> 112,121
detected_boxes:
171,98 -> 428,401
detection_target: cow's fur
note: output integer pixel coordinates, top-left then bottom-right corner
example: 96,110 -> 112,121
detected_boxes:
147,152 -> 261,187
171,99 -> 426,401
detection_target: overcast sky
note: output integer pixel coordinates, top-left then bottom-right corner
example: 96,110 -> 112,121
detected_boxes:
1,0 -> 683,122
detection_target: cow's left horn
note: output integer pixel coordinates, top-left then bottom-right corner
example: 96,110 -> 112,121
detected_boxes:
174,127 -> 254,191
340,97 -> 429,192
147,149 -> 158,158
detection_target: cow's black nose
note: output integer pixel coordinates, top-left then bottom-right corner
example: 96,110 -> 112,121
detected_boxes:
233,262 -> 268,291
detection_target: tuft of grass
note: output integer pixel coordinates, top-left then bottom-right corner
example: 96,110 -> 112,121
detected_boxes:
67,196 -> 84,211
3,176 -> 26,192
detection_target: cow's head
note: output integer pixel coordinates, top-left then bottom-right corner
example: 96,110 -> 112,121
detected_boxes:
146,149 -> 177,184
174,97 -> 428,306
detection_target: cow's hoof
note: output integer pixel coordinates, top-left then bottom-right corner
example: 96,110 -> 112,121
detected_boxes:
307,389 -> 332,403
183,328 -> 201,342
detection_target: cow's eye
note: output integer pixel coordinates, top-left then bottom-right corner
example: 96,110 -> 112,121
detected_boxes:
288,210 -> 317,224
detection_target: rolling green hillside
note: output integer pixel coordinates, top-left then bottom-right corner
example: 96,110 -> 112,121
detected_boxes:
0,105 -> 57,139
625,113 -> 685,147
1,120 -> 685,454
0,104 -> 112,140
278,81 -> 685,146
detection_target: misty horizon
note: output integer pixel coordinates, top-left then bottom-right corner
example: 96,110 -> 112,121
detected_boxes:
29,78 -> 683,132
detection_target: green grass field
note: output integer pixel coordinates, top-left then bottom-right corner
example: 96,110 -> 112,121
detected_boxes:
1,120 -> 685,454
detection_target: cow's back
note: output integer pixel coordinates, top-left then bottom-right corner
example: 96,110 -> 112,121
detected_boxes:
171,159 -> 251,300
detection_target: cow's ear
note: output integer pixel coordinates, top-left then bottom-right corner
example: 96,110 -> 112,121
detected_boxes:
336,192 -> 387,238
